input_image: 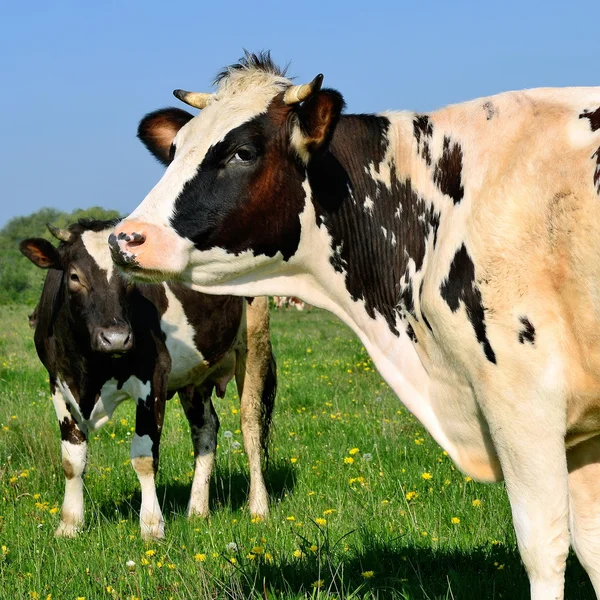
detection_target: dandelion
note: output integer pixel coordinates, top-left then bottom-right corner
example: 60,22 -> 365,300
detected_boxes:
465,476 -> 472,482
343,457 -> 354,464
251,546 -> 263,555
223,431 -> 233,439
194,553 -> 206,562
362,453 -> 373,462
315,518 -> 327,526
290,457 -> 298,464
140,558 -> 150,566
349,448 -> 359,455
293,549 -> 304,558
312,580 -> 324,589
286,516 -> 296,521
226,542 -> 238,553
231,441 -> 241,450
145,549 -> 156,556
361,571 -> 375,578
451,517 -> 460,525
405,491 -> 418,501
106,587 -> 113,593
472,499 -> 481,507
264,552 -> 273,563
309,544 -> 318,553
323,509 -> 336,516
126,560 -> 136,571
421,472 -> 433,480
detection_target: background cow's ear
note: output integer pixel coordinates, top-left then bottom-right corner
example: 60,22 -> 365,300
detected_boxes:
19,238 -> 60,269
290,89 -> 345,163
137,108 -> 194,166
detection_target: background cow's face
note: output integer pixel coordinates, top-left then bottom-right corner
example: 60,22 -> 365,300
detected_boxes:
21,223 -> 134,354
111,57 -> 344,288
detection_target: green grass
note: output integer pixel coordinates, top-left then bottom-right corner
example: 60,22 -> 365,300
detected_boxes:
0,304 -> 594,599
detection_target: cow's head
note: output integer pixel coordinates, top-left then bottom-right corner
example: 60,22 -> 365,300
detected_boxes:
110,51 -> 344,291
21,220 -> 134,355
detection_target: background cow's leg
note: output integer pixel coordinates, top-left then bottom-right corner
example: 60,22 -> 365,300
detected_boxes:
179,382 -> 219,518
52,389 -> 88,537
236,297 -> 276,518
131,382 -> 166,540
481,383 -> 569,600
568,435 -> 600,596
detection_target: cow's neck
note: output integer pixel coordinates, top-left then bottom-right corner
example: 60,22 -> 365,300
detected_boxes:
304,112 -> 439,340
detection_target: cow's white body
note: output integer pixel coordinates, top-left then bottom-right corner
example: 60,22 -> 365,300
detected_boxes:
113,56 -> 600,598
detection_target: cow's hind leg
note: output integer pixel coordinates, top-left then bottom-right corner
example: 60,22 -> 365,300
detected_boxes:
480,378 -> 570,600
179,382 -> 219,518
52,389 -> 88,537
131,382 -> 166,540
568,435 -> 600,596
236,297 -> 276,519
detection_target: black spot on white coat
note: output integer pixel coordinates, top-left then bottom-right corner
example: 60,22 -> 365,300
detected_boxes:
440,244 -> 496,364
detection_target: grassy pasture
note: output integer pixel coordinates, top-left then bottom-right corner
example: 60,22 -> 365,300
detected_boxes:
0,304 -> 594,599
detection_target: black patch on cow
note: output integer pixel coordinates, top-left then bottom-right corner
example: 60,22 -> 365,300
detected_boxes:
308,115 -> 441,336
440,245 -> 496,364
167,283 -> 243,365
482,101 -> 496,121
413,114 -> 433,166
170,109 -> 307,261
406,323 -> 417,343
433,137 -> 464,204
593,147 -> 600,195
580,108 -> 600,132
518,316 -> 536,345
59,417 -> 86,444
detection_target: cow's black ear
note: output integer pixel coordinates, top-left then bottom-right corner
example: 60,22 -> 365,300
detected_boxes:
137,108 -> 194,166
290,89 -> 345,163
19,238 -> 60,269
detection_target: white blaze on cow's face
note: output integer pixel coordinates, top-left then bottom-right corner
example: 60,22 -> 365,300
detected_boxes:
110,55 -> 344,290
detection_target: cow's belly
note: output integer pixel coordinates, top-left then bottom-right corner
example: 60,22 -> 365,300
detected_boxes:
166,336 -> 237,393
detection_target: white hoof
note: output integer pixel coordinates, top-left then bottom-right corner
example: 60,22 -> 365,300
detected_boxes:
55,521 -> 82,538
140,517 -> 165,540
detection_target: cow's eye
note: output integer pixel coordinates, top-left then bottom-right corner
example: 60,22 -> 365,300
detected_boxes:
70,273 -> 80,283
230,147 -> 257,164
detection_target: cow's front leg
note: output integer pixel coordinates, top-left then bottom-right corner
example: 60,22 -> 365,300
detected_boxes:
480,377 -> 569,600
131,386 -> 166,540
179,383 -> 219,518
52,388 -> 88,537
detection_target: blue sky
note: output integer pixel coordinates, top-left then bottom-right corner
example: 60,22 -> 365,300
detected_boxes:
1,0 -> 598,227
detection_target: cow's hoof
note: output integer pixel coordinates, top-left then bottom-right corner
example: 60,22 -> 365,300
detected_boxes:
187,505 -> 209,519
249,497 -> 269,519
140,519 -> 165,540
55,521 -> 81,538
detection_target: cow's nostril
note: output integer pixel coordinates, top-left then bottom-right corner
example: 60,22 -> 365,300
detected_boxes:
127,232 -> 146,248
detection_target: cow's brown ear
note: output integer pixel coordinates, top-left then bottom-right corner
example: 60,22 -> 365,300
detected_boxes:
137,108 -> 194,166
19,238 -> 60,269
290,90 -> 345,163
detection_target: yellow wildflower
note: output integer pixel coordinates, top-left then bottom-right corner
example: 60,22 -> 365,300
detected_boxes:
361,571 -> 375,578
315,517 -> 327,526
343,456 -> 354,464
451,517 -> 460,524
194,553 -> 206,562
312,580 -> 324,589
349,448 -> 359,455
421,472 -> 433,480
405,491 -> 418,501
472,499 -> 481,507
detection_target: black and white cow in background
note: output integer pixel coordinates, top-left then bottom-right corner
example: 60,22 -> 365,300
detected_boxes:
109,51 -> 600,598
20,219 -> 276,539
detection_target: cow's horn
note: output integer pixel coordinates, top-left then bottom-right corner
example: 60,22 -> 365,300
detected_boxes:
173,89 -> 212,109
46,224 -> 73,243
283,74 -> 324,105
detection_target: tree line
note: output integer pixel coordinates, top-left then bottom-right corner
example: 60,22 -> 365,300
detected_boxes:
0,207 -> 121,305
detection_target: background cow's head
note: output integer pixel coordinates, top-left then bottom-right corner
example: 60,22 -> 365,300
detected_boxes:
110,51 -> 344,289
21,220 -> 134,355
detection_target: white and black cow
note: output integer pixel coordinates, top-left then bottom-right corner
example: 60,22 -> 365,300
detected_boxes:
21,219 -> 276,539
109,51 -> 600,598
